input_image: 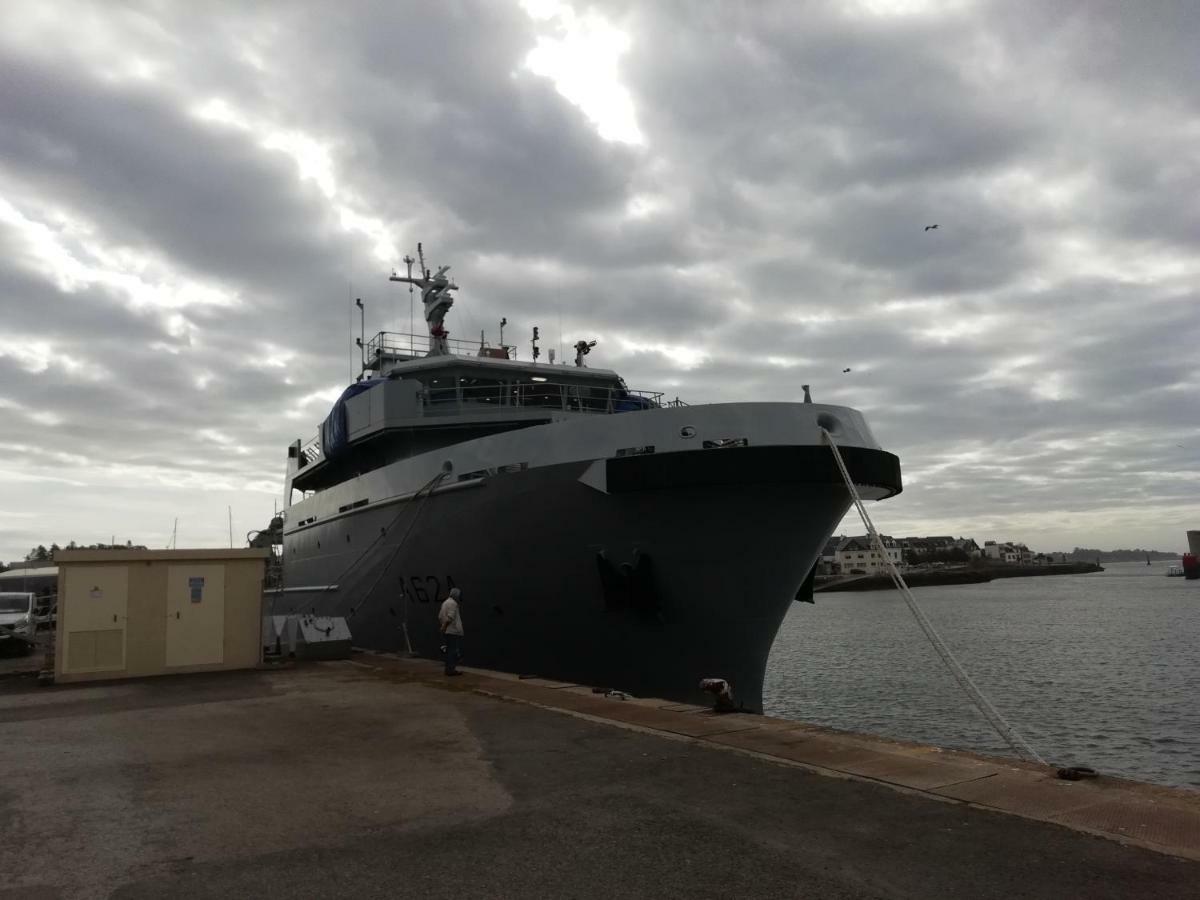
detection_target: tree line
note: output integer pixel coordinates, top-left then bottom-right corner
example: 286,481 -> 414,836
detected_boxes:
1056,548 -> 1178,562
17,540 -> 149,564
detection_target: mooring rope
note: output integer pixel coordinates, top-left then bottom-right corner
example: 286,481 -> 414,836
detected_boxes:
297,469 -> 449,617
820,428 -> 1048,766
342,469 -> 449,622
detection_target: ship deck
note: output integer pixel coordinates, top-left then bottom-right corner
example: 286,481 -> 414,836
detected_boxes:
0,659 -> 1196,898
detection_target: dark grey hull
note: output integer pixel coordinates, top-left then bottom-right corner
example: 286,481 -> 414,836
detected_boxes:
278,447 -> 900,710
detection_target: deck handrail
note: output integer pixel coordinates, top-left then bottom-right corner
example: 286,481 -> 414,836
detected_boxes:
365,330 -> 516,364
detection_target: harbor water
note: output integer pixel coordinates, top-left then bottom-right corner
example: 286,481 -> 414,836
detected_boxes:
765,561 -> 1200,789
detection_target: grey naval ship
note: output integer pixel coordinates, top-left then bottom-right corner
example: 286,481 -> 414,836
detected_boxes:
275,246 -> 902,710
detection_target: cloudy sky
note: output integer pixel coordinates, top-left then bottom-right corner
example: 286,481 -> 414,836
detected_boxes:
1,0 -> 1197,563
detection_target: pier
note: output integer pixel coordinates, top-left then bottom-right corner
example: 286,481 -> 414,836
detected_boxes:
1,657 -> 1197,898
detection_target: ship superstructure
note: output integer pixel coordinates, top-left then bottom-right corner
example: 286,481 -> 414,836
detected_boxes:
276,247 -> 902,710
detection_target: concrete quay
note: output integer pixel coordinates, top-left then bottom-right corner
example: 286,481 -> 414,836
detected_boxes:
0,657 -> 1197,899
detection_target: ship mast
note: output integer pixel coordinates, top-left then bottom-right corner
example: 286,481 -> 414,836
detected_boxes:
389,242 -> 458,356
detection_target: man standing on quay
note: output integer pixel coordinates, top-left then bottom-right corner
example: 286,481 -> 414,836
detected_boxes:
439,587 -> 464,676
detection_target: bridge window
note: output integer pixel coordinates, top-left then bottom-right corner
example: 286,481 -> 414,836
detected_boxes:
427,376 -> 456,404
576,385 -> 618,412
458,377 -> 505,405
514,380 -> 565,409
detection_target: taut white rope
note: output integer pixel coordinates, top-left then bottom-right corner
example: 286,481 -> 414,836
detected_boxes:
820,428 -> 1047,766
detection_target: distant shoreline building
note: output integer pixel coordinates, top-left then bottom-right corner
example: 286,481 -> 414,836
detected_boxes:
982,540 -> 1033,564
818,535 -> 903,575
818,533 -> 1046,575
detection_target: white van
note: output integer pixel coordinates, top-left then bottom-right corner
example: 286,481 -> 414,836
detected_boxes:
0,592 -> 38,654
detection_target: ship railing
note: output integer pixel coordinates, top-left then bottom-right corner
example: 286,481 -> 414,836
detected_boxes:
298,435 -> 323,468
423,382 -> 672,415
365,330 -> 516,364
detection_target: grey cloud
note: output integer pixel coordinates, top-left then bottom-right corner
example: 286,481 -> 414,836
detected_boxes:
1,0 -> 1199,561
980,1 -> 1200,112
0,55 -> 362,300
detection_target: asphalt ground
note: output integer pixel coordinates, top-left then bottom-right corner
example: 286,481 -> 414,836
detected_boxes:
0,663 -> 1195,899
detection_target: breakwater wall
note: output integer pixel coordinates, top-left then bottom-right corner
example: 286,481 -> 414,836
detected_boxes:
814,562 -> 1103,593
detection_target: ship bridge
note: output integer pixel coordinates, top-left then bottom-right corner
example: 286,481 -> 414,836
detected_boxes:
289,331 -> 686,494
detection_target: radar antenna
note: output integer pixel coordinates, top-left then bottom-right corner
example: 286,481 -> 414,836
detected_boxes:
574,339 -> 597,367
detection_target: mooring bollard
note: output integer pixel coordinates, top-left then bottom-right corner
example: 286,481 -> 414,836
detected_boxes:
699,677 -> 736,712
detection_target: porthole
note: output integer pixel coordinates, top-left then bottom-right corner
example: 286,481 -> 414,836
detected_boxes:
680,426 -> 697,439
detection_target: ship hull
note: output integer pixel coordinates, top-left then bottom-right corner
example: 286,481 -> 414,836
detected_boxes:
276,445 -> 899,711
1183,554 -> 1200,580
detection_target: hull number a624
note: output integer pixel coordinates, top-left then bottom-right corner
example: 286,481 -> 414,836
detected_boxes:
399,574 -> 458,603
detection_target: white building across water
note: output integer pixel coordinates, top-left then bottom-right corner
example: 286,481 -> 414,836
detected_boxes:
832,535 -> 903,575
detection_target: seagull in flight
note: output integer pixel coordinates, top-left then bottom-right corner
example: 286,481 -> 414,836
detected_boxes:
924,224 -> 938,231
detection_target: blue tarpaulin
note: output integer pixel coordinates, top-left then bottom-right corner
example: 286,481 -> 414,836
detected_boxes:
320,380 -> 383,459
614,393 -> 655,412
